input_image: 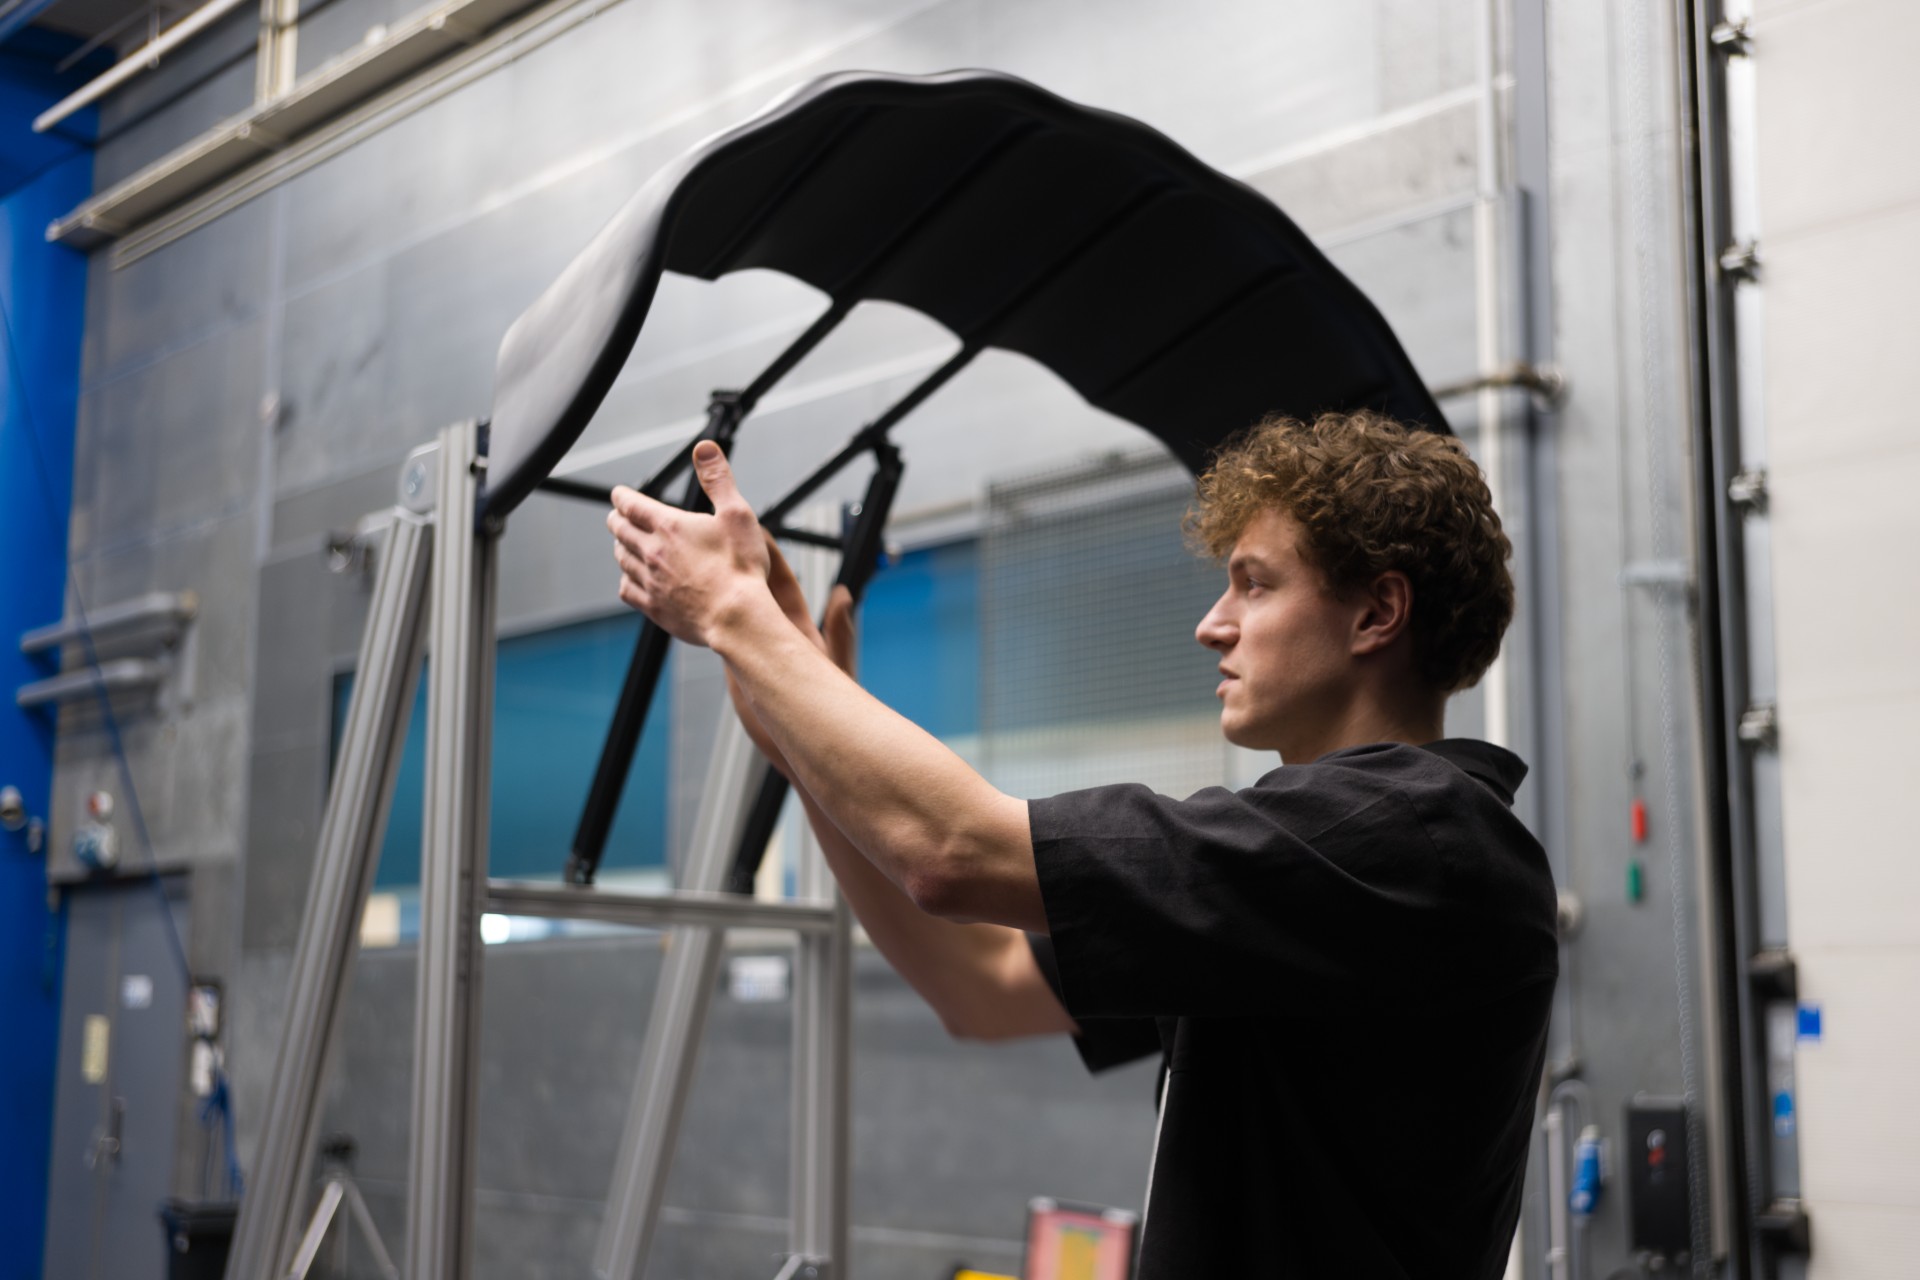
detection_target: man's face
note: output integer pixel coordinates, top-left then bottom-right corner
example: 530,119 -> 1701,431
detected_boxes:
1195,509 -> 1363,756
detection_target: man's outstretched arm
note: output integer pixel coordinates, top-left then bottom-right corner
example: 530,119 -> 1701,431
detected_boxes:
607,440 -> 1045,931
722,566 -> 1072,1041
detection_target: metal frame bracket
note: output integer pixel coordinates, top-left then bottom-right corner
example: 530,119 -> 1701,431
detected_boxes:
1719,240 -> 1762,283
1737,701 -> 1779,750
1709,17 -> 1753,57
1747,948 -> 1797,1003
1755,1198 -> 1811,1255
1727,468 -> 1768,512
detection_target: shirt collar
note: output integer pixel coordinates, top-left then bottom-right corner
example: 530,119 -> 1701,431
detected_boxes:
1418,738 -> 1528,806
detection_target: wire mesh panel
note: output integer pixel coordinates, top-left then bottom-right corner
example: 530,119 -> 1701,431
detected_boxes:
980,449 -> 1234,801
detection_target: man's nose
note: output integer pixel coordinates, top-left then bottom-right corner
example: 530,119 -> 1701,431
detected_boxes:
1196,598 -> 1236,652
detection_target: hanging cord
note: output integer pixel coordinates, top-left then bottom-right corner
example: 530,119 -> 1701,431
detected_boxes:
198,1066 -> 244,1199
1619,0 -> 1713,1269
0,281 -> 241,1199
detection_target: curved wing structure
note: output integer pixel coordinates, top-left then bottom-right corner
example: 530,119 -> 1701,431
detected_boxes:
484,68 -> 1447,518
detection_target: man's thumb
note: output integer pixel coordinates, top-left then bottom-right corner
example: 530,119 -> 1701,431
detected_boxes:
692,440 -> 743,510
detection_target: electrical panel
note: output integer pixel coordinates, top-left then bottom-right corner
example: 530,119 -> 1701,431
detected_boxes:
1626,1097 -> 1692,1267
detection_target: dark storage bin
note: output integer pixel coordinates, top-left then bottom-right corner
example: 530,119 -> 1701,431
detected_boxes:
158,1199 -> 237,1280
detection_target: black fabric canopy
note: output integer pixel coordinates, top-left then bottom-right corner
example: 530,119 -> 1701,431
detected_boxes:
483,68 -> 1447,520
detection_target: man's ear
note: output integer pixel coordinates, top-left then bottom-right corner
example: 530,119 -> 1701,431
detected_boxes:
1351,570 -> 1414,656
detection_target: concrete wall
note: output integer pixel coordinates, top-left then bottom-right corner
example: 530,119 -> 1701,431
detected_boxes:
1750,0 -> 1920,1273
0,39 -> 95,1277
40,0 -> 1760,1276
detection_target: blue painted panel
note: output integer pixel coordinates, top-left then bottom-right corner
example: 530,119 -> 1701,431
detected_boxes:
0,32 -> 101,199
0,48 -> 93,1278
332,613 -> 675,886
858,541 -> 980,740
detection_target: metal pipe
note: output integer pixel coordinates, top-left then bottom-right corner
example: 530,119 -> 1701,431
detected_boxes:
631,304 -> 850,506
483,882 -> 836,934
14,658 -> 164,708
1675,0 -> 1768,1269
787,525 -> 851,1274
20,590 -> 197,654
56,0 -> 190,74
765,524 -> 844,551
1471,0 -> 1513,752
533,475 -> 611,504
1546,1080 -> 1593,1280
760,347 -> 973,527
407,419 -> 495,1280
35,0 -> 256,133
1543,1105 -> 1569,1280
223,509 -> 432,1280
594,715 -> 769,1280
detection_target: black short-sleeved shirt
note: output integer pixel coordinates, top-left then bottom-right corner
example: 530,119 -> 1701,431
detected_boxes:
1026,739 -> 1558,1279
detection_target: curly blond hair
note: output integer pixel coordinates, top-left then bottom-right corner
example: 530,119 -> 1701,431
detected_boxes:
1186,411 -> 1513,694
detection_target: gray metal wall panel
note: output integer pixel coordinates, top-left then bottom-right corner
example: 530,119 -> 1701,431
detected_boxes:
54,0 -> 1732,1275
91,7 -> 261,190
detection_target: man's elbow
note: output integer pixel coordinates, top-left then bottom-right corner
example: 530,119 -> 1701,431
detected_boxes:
900,839 -> 982,922
931,993 -> 1029,1043
902,859 -> 966,920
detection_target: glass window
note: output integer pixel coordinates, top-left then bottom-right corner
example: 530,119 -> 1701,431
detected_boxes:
331,612 -> 674,889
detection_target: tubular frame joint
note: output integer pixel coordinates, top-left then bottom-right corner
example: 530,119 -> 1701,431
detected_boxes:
1747,948 -> 1797,1002
1709,17 -> 1753,57
1719,240 -> 1762,283
1727,468 -> 1768,512
1736,701 -> 1779,750
1755,1198 -> 1811,1255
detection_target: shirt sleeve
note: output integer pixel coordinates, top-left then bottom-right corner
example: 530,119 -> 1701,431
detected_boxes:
1028,769 -> 1528,1020
1026,933 -> 1164,1072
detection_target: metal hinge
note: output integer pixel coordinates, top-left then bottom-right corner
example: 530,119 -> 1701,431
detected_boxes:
1748,948 -> 1797,1002
1720,241 -> 1762,282
1728,469 -> 1769,512
1738,701 -> 1779,749
1756,1198 -> 1811,1255
1710,18 -> 1753,57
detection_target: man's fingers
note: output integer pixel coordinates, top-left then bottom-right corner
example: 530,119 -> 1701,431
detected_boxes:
608,485 -> 662,531
691,441 -> 751,518
607,510 -> 650,558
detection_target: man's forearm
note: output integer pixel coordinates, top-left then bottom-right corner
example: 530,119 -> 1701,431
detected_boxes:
605,448 -> 1042,930
788,789 -> 1072,1039
711,589 -> 1045,931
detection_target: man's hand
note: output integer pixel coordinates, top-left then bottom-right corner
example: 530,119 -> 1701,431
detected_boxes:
727,534 -> 857,780
615,440 -> 1044,931
608,441 -> 771,647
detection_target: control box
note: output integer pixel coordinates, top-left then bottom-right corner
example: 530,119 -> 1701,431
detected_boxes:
1626,1097 -> 1692,1265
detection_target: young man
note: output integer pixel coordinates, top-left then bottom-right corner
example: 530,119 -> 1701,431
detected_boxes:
608,411 -> 1558,1279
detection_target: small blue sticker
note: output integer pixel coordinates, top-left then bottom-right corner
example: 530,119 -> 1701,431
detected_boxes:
1796,1003 -> 1822,1042
1772,1090 -> 1795,1137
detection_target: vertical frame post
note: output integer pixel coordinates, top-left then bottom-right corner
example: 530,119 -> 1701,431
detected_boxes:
407,419 -> 496,1280
595,718 -> 770,1280
788,513 -> 850,1274
223,509 -> 433,1280
253,0 -> 298,103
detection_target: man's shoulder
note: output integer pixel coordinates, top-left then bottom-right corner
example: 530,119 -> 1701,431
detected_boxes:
1254,737 -> 1528,807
